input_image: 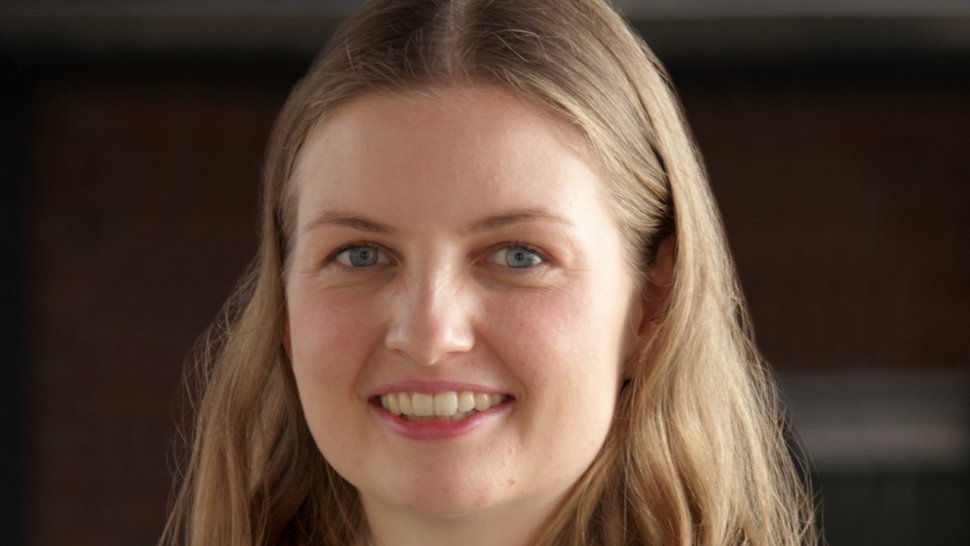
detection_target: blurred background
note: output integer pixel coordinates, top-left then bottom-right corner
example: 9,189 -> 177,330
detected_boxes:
2,0 -> 968,544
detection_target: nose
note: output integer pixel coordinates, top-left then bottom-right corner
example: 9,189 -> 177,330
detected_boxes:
384,268 -> 475,365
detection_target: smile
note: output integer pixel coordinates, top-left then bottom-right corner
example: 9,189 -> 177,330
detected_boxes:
379,391 -> 509,421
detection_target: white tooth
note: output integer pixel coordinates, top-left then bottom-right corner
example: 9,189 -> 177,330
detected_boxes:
412,393 -> 434,416
380,395 -> 389,410
450,411 -> 467,420
398,392 -> 412,415
434,392 -> 459,416
474,392 -> 490,411
489,394 -> 505,406
458,391 -> 475,412
387,393 -> 401,415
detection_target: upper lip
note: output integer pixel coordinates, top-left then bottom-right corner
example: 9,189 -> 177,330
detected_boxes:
370,380 -> 511,398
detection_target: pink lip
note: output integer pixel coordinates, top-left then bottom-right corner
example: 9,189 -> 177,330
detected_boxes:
368,380 -> 514,441
370,401 -> 512,441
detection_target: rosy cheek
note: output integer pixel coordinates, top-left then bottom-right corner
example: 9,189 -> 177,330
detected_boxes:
486,290 -> 585,371
288,293 -> 375,376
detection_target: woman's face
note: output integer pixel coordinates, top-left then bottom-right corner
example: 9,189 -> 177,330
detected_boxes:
285,85 -> 643,525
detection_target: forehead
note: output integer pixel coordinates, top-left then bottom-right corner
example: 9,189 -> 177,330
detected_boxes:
288,85 -> 613,231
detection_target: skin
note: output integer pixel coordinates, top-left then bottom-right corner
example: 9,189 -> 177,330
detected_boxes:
284,85 -> 645,546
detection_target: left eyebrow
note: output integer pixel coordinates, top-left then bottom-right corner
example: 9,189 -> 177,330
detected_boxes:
465,208 -> 574,233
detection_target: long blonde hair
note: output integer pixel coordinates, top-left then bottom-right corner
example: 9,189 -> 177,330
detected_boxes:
161,0 -> 817,544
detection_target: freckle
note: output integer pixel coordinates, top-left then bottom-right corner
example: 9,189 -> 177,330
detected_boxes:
508,478 -> 516,486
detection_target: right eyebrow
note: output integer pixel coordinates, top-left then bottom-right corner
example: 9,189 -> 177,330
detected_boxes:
300,209 -> 395,235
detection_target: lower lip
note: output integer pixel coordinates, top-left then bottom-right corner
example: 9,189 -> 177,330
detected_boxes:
370,401 -> 512,441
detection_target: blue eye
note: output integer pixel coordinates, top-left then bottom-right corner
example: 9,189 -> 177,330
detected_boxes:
491,245 -> 544,269
333,244 -> 389,268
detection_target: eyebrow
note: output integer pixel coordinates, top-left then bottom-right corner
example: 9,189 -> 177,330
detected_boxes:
300,210 -> 395,235
465,207 -> 574,233
300,207 -> 572,235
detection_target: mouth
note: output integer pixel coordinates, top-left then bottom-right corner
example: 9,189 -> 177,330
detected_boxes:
376,390 -> 510,421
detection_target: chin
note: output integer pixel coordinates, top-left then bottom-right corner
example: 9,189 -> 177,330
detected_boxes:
368,472 -> 508,519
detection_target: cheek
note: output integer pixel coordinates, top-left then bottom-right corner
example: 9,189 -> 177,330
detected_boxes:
286,289 -> 382,401
486,284 -> 626,484
488,277 -> 630,400
286,290 -> 385,470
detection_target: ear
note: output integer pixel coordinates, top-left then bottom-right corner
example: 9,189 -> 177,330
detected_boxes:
281,309 -> 293,360
639,235 -> 675,337
622,236 -> 675,381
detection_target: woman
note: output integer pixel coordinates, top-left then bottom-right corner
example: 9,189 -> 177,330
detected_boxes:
161,0 -> 817,544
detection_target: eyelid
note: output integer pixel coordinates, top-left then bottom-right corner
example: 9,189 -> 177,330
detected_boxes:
486,242 -> 550,268
319,241 -> 551,269
325,242 -> 395,268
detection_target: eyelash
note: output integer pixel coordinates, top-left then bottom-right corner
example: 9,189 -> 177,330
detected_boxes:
326,242 -> 394,269
323,242 -> 550,271
486,242 -> 548,269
